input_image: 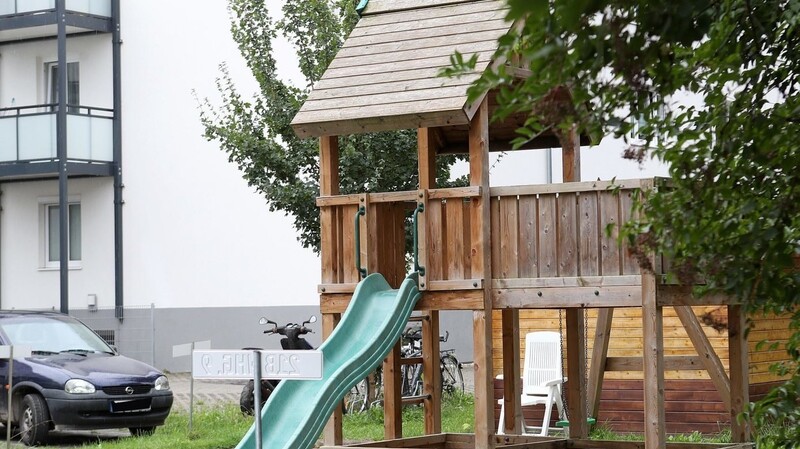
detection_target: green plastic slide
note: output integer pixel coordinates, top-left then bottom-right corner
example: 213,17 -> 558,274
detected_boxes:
235,272 -> 421,449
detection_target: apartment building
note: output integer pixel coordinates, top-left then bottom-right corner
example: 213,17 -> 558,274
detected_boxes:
0,0 -> 327,371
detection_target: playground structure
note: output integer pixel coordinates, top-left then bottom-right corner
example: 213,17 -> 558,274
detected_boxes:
264,0 -> 788,448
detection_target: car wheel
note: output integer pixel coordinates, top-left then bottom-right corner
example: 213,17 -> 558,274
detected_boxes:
19,394 -> 50,446
129,426 -> 156,437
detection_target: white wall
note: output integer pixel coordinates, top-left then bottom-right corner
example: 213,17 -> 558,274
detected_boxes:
0,178 -> 115,309
118,0 -> 320,308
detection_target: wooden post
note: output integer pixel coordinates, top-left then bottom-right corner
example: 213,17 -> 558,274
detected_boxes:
501,309 -> 521,433
422,311 -> 442,434
469,98 -> 494,449
322,313 -> 343,445
728,304 -> 750,442
642,263 -> 665,449
588,308 -> 614,419
561,126 -> 588,438
384,342 -> 403,439
319,136 -> 343,445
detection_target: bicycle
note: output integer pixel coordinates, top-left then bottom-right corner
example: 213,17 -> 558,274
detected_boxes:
347,326 -> 465,413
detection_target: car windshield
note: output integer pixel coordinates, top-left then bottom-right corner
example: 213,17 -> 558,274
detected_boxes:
0,315 -> 112,354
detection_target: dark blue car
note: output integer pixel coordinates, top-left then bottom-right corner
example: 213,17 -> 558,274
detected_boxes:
0,311 -> 173,445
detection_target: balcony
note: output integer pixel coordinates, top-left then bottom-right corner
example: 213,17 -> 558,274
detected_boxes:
0,0 -> 112,42
0,104 -> 114,179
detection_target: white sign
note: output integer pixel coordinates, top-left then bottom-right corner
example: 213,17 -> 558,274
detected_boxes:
0,346 -> 31,359
172,340 -> 211,358
192,350 -> 323,380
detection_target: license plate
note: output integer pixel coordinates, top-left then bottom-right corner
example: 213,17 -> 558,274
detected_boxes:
109,398 -> 152,413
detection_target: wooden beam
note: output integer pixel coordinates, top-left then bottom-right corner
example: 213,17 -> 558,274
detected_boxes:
604,355 -> 706,371
320,136 -> 340,286
469,97 -> 494,449
418,128 -> 438,189
323,313 -> 343,446
384,341 -> 403,439
658,285 -> 739,306
422,311 -> 442,434
588,308 -> 613,419
642,267 -> 666,449
674,306 -> 731,409
501,310 -> 522,434
728,304 -> 751,443
493,286 -> 640,309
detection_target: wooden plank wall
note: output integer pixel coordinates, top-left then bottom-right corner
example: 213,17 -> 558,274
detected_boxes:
490,309 -> 792,382
492,378 -> 785,434
489,189 -> 641,280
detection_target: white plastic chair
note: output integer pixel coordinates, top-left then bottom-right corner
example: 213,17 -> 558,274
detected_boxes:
497,331 -> 565,436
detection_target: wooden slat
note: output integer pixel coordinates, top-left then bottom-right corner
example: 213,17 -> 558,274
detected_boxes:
428,279 -> 483,291
518,195 -> 538,278
538,195 -> 557,277
326,40 -> 497,70
492,286 -> 640,309
344,17 -> 510,49
490,198 -> 501,279
428,199 -> 445,281
358,5 -> 505,35
599,191 -> 621,276
301,85 -> 473,112
321,52 -> 493,81
557,193 -> 578,276
620,189 -> 640,274
337,29 -> 507,61
492,275 -> 641,289
342,204 -> 359,284
578,191 -> 600,276
499,196 -> 519,278
362,0 -> 481,16
318,283 -> 357,294
605,356 -> 706,371
429,186 -> 482,199
320,136 -> 340,286
673,306 -> 731,409
311,77 -> 470,102
446,199 -> 466,280
314,65 -> 481,91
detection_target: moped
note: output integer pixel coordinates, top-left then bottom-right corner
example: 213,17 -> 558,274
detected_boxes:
239,315 -> 317,415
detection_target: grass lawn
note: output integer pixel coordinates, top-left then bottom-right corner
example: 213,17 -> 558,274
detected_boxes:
78,395 -> 736,448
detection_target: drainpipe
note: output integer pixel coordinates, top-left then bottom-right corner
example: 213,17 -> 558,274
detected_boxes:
112,0 -> 124,320
546,148 -> 553,183
56,0 -> 69,314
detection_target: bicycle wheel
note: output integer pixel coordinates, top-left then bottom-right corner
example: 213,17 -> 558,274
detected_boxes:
344,377 -> 370,414
440,354 -> 464,395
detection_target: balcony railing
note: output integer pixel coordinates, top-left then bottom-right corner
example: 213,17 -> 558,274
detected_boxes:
0,0 -> 111,17
0,104 -> 114,164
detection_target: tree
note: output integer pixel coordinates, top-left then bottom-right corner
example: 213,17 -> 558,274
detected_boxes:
198,0 -> 464,253
448,0 -> 799,445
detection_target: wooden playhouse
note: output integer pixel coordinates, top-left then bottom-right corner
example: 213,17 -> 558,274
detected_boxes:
290,0 -> 787,448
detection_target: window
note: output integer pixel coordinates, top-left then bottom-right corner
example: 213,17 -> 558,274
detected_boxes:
44,202 -> 81,267
46,62 -> 80,113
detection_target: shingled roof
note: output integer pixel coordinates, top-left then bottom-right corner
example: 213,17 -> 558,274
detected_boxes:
291,0 -> 512,139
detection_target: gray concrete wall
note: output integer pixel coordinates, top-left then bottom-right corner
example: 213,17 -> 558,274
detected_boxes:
76,306 -> 475,373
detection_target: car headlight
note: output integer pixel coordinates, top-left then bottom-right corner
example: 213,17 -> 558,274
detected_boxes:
65,379 -> 96,394
154,375 -> 170,391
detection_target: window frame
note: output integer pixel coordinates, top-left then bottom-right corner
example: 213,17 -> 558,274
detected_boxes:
39,196 -> 82,270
